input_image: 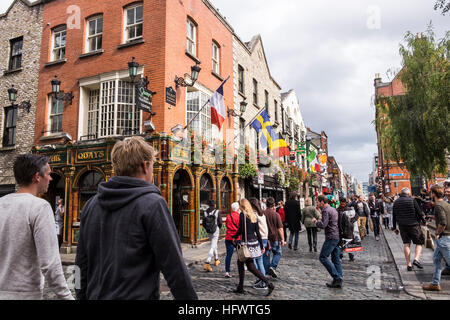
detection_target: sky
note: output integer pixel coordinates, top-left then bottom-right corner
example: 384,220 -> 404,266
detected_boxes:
1,0 -> 448,183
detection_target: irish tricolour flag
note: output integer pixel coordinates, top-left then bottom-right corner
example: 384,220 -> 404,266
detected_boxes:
209,77 -> 228,131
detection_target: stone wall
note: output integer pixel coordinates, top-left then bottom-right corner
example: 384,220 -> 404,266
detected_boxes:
0,0 -> 44,188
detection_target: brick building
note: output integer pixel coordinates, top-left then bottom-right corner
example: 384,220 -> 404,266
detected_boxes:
0,0 -> 44,196
33,0 -> 236,249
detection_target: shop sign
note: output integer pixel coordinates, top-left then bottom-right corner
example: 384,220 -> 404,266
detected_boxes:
48,152 -> 67,164
171,144 -> 191,163
289,151 -> 296,163
135,81 -> 154,113
258,171 -> 264,185
75,149 -> 106,163
165,86 -> 176,106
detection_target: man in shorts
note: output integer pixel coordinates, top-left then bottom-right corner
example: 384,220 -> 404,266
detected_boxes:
393,188 -> 427,271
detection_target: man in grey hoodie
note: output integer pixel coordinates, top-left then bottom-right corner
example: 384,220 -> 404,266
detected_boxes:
75,136 -> 197,300
0,154 -> 73,300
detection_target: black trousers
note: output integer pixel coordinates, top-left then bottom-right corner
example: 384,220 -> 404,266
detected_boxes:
237,259 -> 271,290
306,227 -> 318,249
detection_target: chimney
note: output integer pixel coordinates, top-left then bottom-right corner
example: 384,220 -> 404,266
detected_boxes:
374,73 -> 382,87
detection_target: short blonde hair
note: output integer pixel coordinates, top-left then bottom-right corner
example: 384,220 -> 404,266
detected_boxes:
305,197 -> 312,206
111,136 -> 155,177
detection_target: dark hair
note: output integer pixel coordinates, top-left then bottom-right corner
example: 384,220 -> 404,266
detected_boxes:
208,199 -> 216,207
13,154 -> 50,187
339,197 -> 347,203
266,197 -> 275,208
430,185 -> 444,199
317,195 -> 328,204
249,197 -> 263,216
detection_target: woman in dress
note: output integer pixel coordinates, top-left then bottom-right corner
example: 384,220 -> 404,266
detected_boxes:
232,198 -> 274,296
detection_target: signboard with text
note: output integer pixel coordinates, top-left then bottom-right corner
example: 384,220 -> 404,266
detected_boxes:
135,81 -> 153,113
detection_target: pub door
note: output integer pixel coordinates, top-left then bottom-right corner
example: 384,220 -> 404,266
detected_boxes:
172,169 -> 192,242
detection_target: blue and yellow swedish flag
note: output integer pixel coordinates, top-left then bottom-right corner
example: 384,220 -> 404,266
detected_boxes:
251,109 -> 290,158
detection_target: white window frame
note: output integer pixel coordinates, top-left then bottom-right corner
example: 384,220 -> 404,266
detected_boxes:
47,95 -> 64,134
186,18 -> 197,57
51,26 -> 66,61
124,3 -> 143,43
86,15 -> 103,53
212,41 -> 220,75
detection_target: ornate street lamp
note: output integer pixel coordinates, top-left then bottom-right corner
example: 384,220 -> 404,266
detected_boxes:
128,57 -> 139,83
51,76 -> 74,105
174,61 -> 202,89
7,85 -> 31,113
227,98 -> 247,117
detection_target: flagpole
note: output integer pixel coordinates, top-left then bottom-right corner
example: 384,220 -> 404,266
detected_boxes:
226,106 -> 267,147
184,76 -> 230,131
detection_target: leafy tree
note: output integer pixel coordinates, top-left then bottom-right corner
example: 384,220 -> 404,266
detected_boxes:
434,0 -> 450,15
376,25 -> 450,179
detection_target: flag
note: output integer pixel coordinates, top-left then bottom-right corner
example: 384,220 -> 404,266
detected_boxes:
209,78 -> 228,131
251,109 -> 290,158
306,149 -> 316,163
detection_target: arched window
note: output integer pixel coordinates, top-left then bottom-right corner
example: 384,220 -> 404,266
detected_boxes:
220,177 -> 231,213
199,174 -> 213,211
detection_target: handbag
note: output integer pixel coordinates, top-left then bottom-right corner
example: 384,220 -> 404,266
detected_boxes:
422,226 -> 435,250
237,215 -> 251,262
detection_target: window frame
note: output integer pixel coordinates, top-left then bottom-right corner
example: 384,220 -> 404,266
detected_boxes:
274,100 -> 278,123
48,96 -> 64,134
186,87 -> 215,144
212,41 -> 220,75
86,15 -> 103,53
124,3 -> 143,43
51,25 -> 66,61
238,65 -> 244,94
9,37 -> 23,71
2,106 -> 18,147
264,90 -> 269,108
186,18 -> 197,57
252,79 -> 258,106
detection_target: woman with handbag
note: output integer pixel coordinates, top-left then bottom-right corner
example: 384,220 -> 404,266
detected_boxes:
232,199 -> 274,296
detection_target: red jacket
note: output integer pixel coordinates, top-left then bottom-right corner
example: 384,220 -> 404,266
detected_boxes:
277,207 -> 285,223
226,211 -> 241,241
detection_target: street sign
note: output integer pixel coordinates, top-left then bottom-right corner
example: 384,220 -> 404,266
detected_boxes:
135,81 -> 154,113
165,86 -> 176,106
258,171 -> 264,185
389,173 -> 403,177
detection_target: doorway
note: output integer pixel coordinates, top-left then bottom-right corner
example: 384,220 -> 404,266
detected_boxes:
172,169 -> 193,242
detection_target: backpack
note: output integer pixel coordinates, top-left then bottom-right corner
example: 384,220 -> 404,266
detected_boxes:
339,209 -> 354,240
203,210 -> 218,234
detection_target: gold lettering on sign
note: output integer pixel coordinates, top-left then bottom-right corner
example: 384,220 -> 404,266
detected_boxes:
50,154 -> 61,163
77,150 -> 105,161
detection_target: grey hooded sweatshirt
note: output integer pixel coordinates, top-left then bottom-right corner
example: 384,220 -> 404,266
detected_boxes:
75,176 -> 197,300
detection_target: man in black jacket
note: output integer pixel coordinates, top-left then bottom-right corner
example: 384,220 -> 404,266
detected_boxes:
284,193 -> 302,250
368,194 -> 381,241
75,137 -> 197,300
393,187 -> 427,272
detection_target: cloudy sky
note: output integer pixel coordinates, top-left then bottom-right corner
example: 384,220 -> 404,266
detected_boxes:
1,0 -> 448,183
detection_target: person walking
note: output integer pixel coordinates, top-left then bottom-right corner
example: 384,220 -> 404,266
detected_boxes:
368,194 -> 381,240
385,197 -> 394,230
54,199 -> 64,249
285,193 -> 302,251
225,202 -> 241,278
263,197 -> 286,279
277,201 -> 288,243
356,196 -> 369,239
337,198 -> 359,262
0,154 -> 73,300
393,187 -> 427,272
75,136 -> 197,300
250,197 -> 269,289
302,197 -> 321,252
232,199 -> 274,296
203,200 -> 222,272
381,196 -> 390,230
423,185 -> 450,291
312,195 -> 343,288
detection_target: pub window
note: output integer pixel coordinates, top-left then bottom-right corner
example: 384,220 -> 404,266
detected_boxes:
51,25 -> 66,61
186,88 -> 213,144
186,18 -> 197,57
49,97 -> 63,133
212,41 -> 220,75
9,37 -> 23,71
238,65 -> 244,94
2,107 -> 18,147
124,3 -> 143,42
86,15 -> 103,52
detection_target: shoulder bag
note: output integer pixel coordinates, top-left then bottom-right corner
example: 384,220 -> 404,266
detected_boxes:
237,215 -> 251,262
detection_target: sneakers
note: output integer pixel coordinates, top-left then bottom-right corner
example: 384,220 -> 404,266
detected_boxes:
253,282 -> 267,290
376,236 -> 380,241
441,269 -> 450,276
214,259 -> 221,267
413,259 -> 423,269
422,283 -> 441,291
267,267 -> 278,278
204,263 -> 212,272
224,272 -> 232,278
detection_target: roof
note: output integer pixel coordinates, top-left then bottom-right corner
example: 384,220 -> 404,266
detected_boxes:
0,0 -> 43,18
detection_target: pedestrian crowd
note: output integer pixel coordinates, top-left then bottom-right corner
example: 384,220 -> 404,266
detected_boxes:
1,144 -> 449,299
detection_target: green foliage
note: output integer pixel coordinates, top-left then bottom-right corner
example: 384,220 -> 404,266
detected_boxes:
376,25 -> 450,179
238,163 -> 258,179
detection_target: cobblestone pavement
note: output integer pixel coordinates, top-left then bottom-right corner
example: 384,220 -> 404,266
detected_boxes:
44,230 -> 418,300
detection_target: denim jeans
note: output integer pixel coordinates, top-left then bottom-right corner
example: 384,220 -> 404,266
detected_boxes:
432,236 -> 450,285
263,240 -> 282,271
254,239 -> 268,284
319,238 -> 342,280
225,240 -> 236,273
289,231 -> 299,249
371,216 -> 380,237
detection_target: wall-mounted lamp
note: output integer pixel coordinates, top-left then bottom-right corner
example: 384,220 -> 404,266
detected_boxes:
7,85 -> 31,113
174,62 -> 201,89
51,75 -> 74,105
227,99 -> 247,117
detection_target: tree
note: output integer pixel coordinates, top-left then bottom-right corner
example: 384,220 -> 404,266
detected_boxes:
434,0 -> 450,15
376,25 -> 450,179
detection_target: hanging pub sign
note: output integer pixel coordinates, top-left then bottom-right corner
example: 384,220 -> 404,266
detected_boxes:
289,151 -> 297,163
135,80 -> 155,113
165,86 -> 177,106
